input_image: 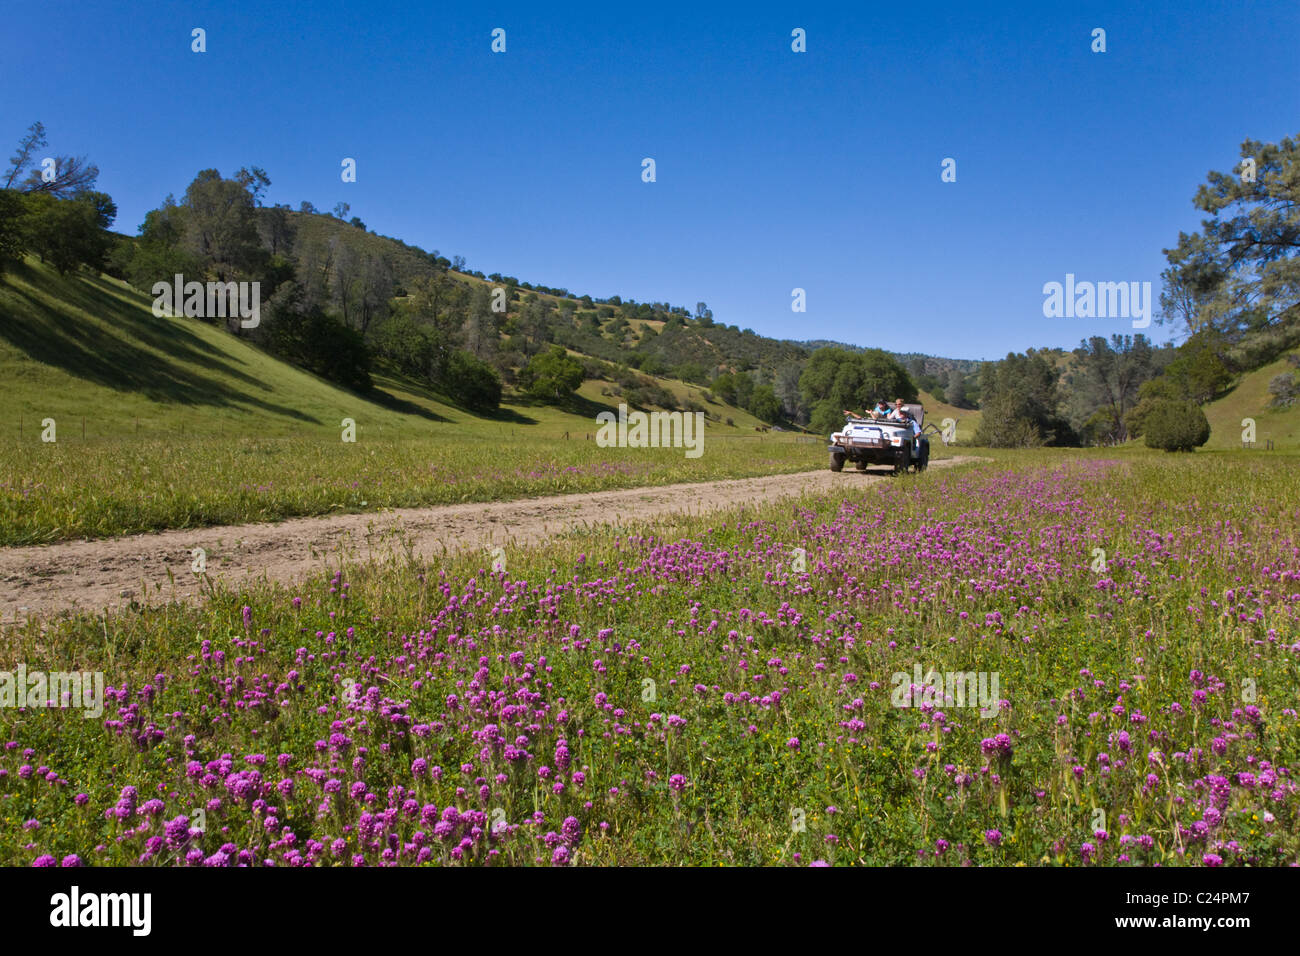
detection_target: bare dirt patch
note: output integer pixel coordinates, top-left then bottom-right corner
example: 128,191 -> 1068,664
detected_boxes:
0,457 -> 981,622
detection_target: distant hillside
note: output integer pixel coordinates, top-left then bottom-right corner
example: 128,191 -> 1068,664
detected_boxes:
1201,350 -> 1300,450
273,210 -> 813,379
95,192 -> 969,432
916,389 -> 984,446
796,339 -> 984,376
0,256 -> 777,441
97,201 -> 826,422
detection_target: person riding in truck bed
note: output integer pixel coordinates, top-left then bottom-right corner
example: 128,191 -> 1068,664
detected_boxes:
887,398 -> 921,438
842,401 -> 891,420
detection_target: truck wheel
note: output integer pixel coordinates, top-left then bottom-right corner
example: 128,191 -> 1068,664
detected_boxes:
917,439 -> 930,472
855,460 -> 868,472
830,450 -> 845,472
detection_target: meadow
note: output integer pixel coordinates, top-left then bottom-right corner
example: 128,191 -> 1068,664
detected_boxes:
1,449 -> 1296,866
0,431 -> 827,547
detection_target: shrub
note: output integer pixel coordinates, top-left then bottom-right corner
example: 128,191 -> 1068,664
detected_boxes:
638,353 -> 666,376
1163,333 -> 1233,403
118,239 -> 205,295
444,350 -> 501,412
675,361 -> 709,385
370,313 -> 447,382
1142,399 -> 1210,452
1267,372 -> 1300,409
518,345 -> 584,402
974,414 -> 1045,449
0,190 -> 26,276
749,385 -> 781,423
20,191 -> 116,275
626,385 -> 676,410
260,282 -> 373,393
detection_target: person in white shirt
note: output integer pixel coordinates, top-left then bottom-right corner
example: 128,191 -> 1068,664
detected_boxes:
888,399 -> 921,438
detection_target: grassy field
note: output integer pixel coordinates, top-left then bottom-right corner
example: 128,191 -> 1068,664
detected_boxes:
0,259 -> 835,545
2,449 -> 1296,866
0,433 -> 829,546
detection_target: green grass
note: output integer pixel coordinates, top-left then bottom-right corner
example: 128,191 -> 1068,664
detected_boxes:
917,388 -> 982,445
0,259 -> 429,438
0,434 -> 826,546
2,448 -> 1297,866
1201,350 -> 1300,450
0,259 -> 823,544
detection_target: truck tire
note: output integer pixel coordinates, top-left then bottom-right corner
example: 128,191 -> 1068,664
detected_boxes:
916,438 -> 930,472
830,450 -> 845,472
895,445 -> 910,475
855,459 -> 868,472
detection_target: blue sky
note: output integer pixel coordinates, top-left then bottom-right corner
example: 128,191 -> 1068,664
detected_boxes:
2,0 -> 1297,359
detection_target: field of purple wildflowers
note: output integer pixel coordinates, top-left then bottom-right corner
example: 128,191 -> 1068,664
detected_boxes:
2,451 -> 1298,866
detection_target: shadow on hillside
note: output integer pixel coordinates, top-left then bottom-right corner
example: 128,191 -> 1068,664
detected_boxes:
562,392 -> 621,420
483,406 -> 538,425
372,367 -> 539,425
505,391 -> 668,425
366,386 -> 450,422
0,263 -> 318,422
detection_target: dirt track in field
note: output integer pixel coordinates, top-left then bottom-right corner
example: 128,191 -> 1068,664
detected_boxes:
0,457 -> 982,623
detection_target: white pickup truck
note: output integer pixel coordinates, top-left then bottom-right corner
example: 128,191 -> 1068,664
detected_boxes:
829,404 -> 930,474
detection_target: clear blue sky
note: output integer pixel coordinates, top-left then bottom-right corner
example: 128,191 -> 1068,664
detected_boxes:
3,1 -> 1297,359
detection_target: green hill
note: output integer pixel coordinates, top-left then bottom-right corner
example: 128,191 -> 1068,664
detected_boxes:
1201,350 -> 1300,450
1,257 -> 417,439
916,389 -> 983,446
0,257 -> 789,440
0,258 -> 821,545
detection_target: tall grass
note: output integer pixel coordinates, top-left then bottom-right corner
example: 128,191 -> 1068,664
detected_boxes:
0,434 -> 826,546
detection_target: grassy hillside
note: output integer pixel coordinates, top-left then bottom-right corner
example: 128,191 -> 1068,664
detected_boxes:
97,203 -> 986,440
258,209 -> 973,391
917,389 -> 983,447
1201,350 -> 1300,450
0,258 -> 420,439
0,259 -> 822,545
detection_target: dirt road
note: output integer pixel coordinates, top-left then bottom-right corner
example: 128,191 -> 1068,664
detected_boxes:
1,457 -> 981,622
